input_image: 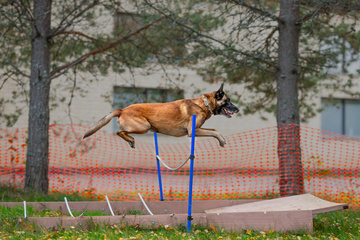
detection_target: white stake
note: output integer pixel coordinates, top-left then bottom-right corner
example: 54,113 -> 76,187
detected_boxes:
138,193 -> 154,215
64,197 -> 75,218
23,201 -> 27,219
105,195 -> 115,216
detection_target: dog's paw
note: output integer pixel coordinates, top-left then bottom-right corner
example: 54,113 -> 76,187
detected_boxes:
128,141 -> 135,148
216,134 -> 226,147
219,138 -> 226,147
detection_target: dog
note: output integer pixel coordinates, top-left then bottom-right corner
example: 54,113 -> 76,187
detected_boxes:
83,84 -> 239,148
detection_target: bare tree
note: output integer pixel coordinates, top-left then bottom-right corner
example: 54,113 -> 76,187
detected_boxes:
276,0 -> 303,196
25,0 -> 52,193
142,0 -> 360,196
0,0 -> 201,194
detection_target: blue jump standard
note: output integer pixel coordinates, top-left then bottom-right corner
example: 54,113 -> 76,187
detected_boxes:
153,115 -> 197,232
154,132 -> 164,201
187,114 -> 196,232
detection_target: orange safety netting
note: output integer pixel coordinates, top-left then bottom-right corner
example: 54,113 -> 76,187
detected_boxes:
0,124 -> 359,207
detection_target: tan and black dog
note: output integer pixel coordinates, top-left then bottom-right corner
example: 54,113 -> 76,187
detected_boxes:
83,84 -> 239,148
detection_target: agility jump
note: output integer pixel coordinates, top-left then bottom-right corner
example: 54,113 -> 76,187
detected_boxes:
154,114 -> 197,232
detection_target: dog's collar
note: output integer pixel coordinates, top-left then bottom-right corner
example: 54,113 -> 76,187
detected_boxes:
202,95 -> 213,115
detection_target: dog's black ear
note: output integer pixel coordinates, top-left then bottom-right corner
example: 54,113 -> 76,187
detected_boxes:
214,83 -> 224,100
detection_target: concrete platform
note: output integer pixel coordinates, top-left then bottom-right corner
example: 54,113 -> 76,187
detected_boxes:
205,194 -> 348,216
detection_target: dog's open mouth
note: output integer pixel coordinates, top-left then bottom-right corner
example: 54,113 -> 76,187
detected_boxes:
222,108 -> 235,118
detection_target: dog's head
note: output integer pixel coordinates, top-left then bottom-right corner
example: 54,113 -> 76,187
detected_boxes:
212,84 -> 239,118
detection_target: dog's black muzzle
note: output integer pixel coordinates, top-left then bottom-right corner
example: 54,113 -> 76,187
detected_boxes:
221,101 -> 239,118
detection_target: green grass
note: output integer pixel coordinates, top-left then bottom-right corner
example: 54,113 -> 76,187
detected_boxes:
0,204 -> 62,218
0,185 -> 359,239
0,204 -> 146,219
0,185 -> 98,202
1,210 -> 359,240
68,208 -> 145,217
138,190 -> 280,201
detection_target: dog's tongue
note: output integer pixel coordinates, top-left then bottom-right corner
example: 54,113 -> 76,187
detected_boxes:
226,109 -> 234,115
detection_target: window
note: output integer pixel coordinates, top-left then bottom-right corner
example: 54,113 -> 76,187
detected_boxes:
321,98 -> 360,138
112,86 -> 184,133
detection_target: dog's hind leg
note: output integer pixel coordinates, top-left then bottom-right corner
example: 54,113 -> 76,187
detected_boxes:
116,131 -> 136,148
116,115 -> 151,148
116,121 -> 151,148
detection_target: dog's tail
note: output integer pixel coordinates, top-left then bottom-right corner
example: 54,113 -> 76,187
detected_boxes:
83,109 -> 122,139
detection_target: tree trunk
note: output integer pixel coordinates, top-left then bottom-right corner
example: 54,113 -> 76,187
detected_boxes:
276,0 -> 304,196
25,0 -> 52,194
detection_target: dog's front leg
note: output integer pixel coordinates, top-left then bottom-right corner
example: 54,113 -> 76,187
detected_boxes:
190,128 -> 226,147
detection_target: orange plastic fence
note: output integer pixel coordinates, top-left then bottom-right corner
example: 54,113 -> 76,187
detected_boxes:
0,124 -> 359,207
